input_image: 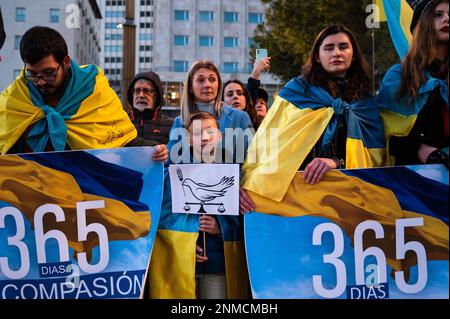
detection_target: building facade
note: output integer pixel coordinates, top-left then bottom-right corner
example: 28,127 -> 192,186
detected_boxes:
0,0 -> 102,91
101,0 -> 281,112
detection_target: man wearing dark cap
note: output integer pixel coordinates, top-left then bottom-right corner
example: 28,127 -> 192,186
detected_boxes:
127,71 -> 174,145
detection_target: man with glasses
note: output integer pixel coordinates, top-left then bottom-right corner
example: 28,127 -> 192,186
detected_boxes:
0,26 -> 167,161
126,71 -> 174,145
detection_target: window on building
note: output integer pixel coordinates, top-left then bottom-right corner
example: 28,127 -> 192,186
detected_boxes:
174,10 -> 189,21
106,23 -> 121,29
223,62 -> 239,73
139,57 -> 152,63
248,37 -> 255,47
105,45 -> 123,52
139,45 -> 152,51
16,8 -> 26,22
140,22 -> 153,28
49,9 -> 60,23
248,12 -> 263,24
105,34 -> 123,40
140,11 -> 153,17
140,0 -> 153,5
14,36 -> 22,50
224,37 -> 238,48
199,36 -> 213,47
174,61 -> 189,72
246,63 -> 253,73
199,11 -> 214,22
224,12 -> 238,23
14,69 -> 21,79
174,35 -> 189,46
139,33 -> 153,41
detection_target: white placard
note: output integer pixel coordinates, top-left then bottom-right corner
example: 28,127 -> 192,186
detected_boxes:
169,164 -> 240,216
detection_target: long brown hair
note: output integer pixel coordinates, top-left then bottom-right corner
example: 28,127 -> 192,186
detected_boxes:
398,0 -> 449,99
302,24 -> 372,101
180,60 -> 224,124
222,79 -> 258,128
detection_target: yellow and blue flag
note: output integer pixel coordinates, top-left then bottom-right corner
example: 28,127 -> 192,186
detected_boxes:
0,60 -> 136,154
246,166 -> 448,280
242,77 -> 386,202
375,0 -> 413,59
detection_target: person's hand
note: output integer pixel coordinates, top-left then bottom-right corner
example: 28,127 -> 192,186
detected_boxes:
303,157 -> 338,184
239,188 -> 256,214
196,245 -> 208,263
199,215 -> 221,235
251,57 -> 271,80
152,144 -> 168,162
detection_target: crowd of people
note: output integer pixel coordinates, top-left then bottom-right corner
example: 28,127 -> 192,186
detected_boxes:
0,0 -> 448,299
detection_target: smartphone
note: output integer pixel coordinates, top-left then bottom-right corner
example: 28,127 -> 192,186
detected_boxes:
256,49 -> 268,62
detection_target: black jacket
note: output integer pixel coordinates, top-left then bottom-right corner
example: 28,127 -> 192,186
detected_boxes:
130,108 -> 173,145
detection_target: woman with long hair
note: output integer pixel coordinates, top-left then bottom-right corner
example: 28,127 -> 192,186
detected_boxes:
222,79 -> 258,129
240,24 -> 386,212
377,0 -> 449,167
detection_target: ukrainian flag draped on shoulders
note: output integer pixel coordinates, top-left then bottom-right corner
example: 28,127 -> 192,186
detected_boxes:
241,77 -> 386,202
149,168 -> 248,299
0,60 -> 136,154
376,64 -> 449,163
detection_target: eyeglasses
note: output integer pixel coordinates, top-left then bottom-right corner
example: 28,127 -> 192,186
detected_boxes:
133,88 -> 156,96
25,64 -> 61,83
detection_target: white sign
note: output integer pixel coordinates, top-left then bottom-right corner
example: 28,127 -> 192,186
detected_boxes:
169,164 -> 240,216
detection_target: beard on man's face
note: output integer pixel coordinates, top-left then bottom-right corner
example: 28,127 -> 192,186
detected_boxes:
37,84 -> 57,95
37,68 -> 66,96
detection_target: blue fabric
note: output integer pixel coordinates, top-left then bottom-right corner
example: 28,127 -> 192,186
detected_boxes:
376,64 -> 449,116
196,231 -> 226,274
26,61 -> 98,152
167,105 -> 254,164
279,77 -> 385,151
20,151 -> 148,212
343,166 -> 448,224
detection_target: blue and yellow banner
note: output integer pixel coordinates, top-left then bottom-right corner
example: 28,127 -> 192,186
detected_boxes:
245,165 -> 448,299
0,147 -> 163,299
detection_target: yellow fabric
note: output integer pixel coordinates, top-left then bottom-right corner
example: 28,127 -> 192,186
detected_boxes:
149,229 -> 198,299
247,170 -> 448,277
0,67 -> 137,154
224,240 -> 250,299
242,96 -> 384,202
346,138 -> 386,169
400,0 -> 413,44
0,155 -> 150,259
149,229 -> 249,299
242,96 -> 333,202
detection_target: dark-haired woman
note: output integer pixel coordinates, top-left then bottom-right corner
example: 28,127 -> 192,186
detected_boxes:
222,79 -> 258,129
377,0 -> 448,168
